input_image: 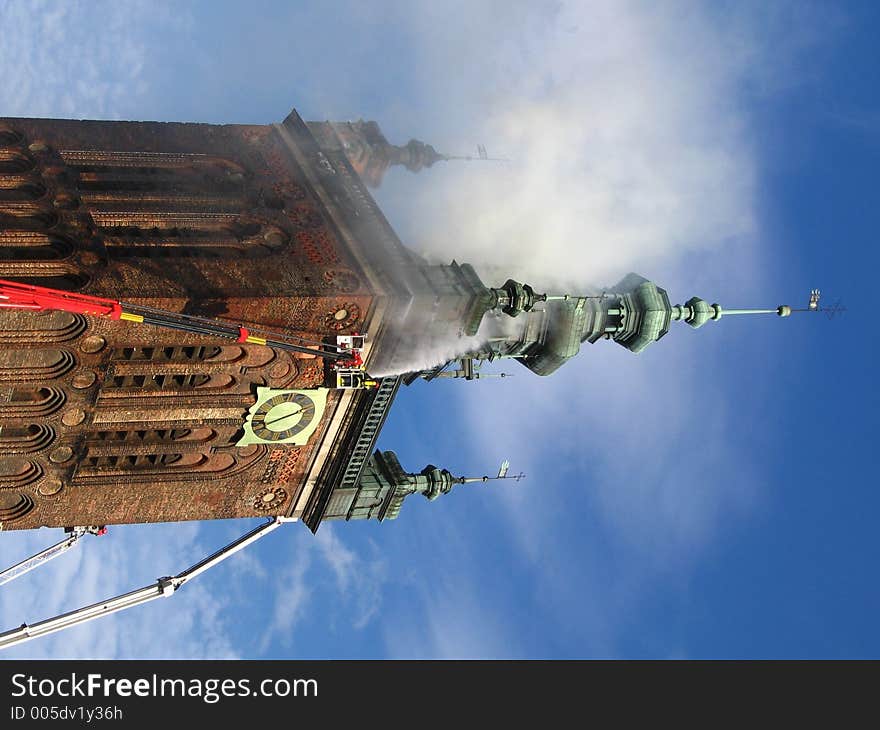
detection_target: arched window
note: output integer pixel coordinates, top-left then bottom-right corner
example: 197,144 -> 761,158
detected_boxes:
0,349 -> 76,381
0,232 -> 75,260
0,177 -> 46,202
86,427 -> 216,445
0,127 -> 24,147
93,213 -> 288,258
0,270 -> 88,290
0,386 -> 65,418
0,150 -> 34,174
0,310 -> 87,344
0,423 -> 55,454
0,205 -> 59,230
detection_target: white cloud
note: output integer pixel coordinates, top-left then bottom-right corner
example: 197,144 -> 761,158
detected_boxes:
256,525 -> 387,652
383,570 -> 523,659
386,605 -> 516,659
0,522 -> 240,658
258,531 -> 315,653
315,527 -> 386,630
0,0 -> 189,119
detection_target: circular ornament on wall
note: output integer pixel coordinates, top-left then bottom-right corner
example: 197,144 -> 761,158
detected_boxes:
253,487 -> 288,512
62,408 -> 87,427
71,371 -> 97,389
324,303 -> 361,332
38,477 -> 63,497
49,446 -> 74,464
79,335 -> 106,354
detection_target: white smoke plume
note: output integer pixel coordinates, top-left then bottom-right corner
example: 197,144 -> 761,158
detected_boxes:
369,333 -> 485,377
375,0 -> 773,296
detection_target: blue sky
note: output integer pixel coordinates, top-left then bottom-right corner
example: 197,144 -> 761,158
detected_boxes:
0,0 -> 877,658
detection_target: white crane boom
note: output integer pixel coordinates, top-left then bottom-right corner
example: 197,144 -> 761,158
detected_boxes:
0,516 -> 292,652
0,527 -> 103,587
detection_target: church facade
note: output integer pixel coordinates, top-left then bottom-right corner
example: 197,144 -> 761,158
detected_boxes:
0,110 -> 416,532
0,110 -> 789,534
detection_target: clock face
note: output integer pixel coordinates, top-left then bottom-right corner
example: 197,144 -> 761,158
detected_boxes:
237,387 -> 329,447
251,392 -> 317,442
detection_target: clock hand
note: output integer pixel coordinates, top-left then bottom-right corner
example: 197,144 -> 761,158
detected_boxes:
264,407 -> 304,427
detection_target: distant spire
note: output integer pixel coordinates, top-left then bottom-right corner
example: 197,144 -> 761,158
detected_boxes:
338,451 -> 525,522
455,459 -> 526,485
670,289 -> 840,329
307,119 -> 508,187
439,142 -> 510,163
389,139 -> 509,172
412,459 -> 525,500
386,138 -> 447,173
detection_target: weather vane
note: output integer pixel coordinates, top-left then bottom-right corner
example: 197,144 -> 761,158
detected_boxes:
444,143 -> 510,163
799,289 -> 846,320
496,459 -> 526,482
458,459 -> 526,485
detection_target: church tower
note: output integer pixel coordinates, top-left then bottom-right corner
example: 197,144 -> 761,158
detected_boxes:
0,110 -> 800,535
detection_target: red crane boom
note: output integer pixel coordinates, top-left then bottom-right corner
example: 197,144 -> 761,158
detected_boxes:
0,278 -> 356,362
